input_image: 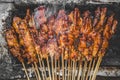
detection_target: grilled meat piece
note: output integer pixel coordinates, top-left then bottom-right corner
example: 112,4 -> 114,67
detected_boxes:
5,28 -> 23,62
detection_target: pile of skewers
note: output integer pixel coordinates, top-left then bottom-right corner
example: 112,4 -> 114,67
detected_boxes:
5,6 -> 118,80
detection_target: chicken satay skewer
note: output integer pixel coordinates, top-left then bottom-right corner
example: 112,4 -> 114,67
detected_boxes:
5,29 -> 30,80
91,17 -> 114,79
95,7 -> 107,32
32,21 -> 47,80
13,17 -> 42,80
25,10 -> 47,80
90,14 -> 118,80
90,11 -> 114,80
28,20 -> 45,80
27,11 -> 49,80
47,38 -> 59,80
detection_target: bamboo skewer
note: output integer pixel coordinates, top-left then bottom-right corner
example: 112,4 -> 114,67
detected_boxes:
32,64 -> 38,80
62,48 -> 65,80
80,61 -> 83,80
58,60 -> 61,80
65,60 -> 67,80
72,61 -> 74,80
74,61 -> 76,80
81,61 -> 84,80
70,60 -> 72,80
62,57 -> 64,80
41,59 -> 47,80
68,47 -> 71,80
85,59 -> 92,80
34,62 -> 41,80
91,56 -> 102,80
71,61 -> 73,80
51,56 -> 55,80
89,58 -> 96,80
40,52 -> 47,80
68,59 -> 70,80
77,61 -> 82,80
55,57 -> 57,80
47,57 -> 52,80
38,54 -> 45,80
41,61 -> 45,80
82,61 -> 87,80
76,61 -> 79,80
76,61 -> 78,80
21,62 -> 30,80
77,54 -> 82,80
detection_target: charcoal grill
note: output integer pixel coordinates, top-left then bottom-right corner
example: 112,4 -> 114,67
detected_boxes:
0,0 -> 120,80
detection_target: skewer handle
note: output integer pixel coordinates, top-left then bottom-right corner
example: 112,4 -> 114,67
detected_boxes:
21,62 -> 30,80
91,56 -> 102,80
47,57 -> 52,80
32,64 -> 38,80
34,62 -> 41,80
